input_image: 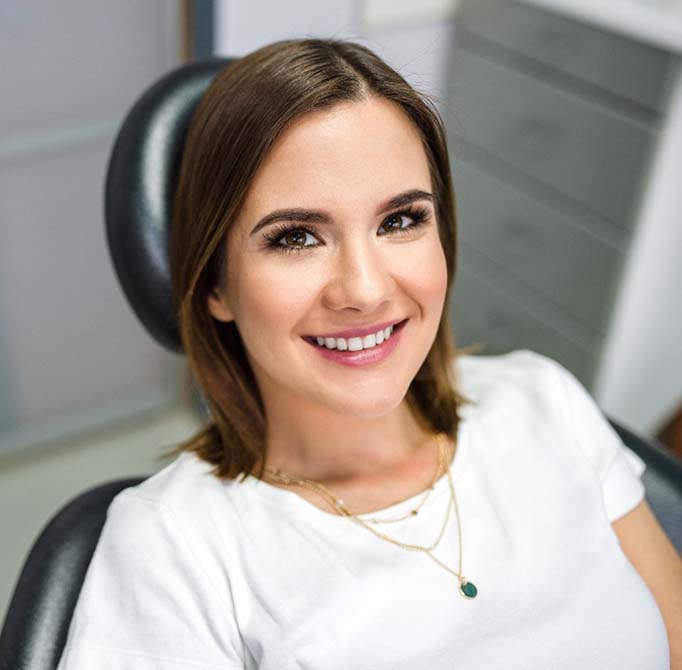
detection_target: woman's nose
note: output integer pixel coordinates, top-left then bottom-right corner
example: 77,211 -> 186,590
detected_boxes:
321,239 -> 393,313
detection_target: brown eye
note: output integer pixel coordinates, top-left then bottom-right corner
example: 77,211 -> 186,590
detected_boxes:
282,230 -> 309,248
263,225 -> 320,253
383,214 -> 408,232
379,206 -> 430,237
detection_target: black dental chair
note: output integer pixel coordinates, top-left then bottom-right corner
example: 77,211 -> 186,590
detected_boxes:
1,58 -> 681,670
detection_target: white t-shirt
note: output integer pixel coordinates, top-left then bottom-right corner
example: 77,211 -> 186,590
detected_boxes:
57,349 -> 670,669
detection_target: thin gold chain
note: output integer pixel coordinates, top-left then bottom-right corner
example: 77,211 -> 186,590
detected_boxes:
343,460 -> 454,553
265,433 -> 444,524
355,433 -> 444,524
263,433 -> 444,522
262,433 -> 474,596
423,449 -> 463,580
263,434 -> 457,556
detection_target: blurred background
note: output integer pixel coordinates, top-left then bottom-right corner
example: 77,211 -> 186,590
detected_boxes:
1,0 -> 681,621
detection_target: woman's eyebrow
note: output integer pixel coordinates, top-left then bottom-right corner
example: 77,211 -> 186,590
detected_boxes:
379,189 -> 433,214
249,189 -> 433,236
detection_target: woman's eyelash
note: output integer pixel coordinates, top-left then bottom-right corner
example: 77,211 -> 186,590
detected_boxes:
262,206 -> 431,254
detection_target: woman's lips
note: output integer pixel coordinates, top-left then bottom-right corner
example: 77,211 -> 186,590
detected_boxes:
304,318 -> 407,341
303,319 -> 408,368
304,318 -> 408,345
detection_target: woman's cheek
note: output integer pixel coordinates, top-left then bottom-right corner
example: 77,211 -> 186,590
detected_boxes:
398,237 -> 448,305
246,263 -> 319,326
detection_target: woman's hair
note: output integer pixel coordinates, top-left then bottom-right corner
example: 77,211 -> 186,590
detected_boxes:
167,37 -> 475,480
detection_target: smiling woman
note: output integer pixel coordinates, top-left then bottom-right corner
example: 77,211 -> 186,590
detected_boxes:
202,92 -> 453,471
56,38 -> 679,670
169,39 -> 462,485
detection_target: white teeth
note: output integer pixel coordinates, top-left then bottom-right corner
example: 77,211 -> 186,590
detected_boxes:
362,333 -> 376,348
313,324 -> 396,351
348,337 -> 363,352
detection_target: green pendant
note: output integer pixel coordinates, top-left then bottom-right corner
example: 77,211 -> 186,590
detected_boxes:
459,578 -> 477,599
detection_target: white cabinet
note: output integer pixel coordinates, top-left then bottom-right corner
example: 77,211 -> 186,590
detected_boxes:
446,0 -> 682,435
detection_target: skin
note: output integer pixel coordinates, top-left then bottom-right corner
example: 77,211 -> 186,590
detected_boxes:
612,500 -> 682,668
208,95 -> 451,510
208,94 -> 682,660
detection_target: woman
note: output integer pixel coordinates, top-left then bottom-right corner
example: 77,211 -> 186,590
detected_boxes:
58,38 -> 680,669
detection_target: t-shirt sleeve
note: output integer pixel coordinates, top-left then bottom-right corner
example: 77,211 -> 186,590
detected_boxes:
57,491 -> 245,669
541,352 -> 647,523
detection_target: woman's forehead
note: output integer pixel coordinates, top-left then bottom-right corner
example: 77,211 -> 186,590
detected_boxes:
242,97 -> 431,214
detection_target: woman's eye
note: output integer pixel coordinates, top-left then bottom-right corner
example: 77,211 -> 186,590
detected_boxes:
263,225 -> 319,253
379,207 -> 429,235
279,229 -> 317,249
382,213 -> 412,232
263,206 -> 429,254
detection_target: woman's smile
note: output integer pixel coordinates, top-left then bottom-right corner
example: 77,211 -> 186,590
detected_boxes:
303,318 -> 410,368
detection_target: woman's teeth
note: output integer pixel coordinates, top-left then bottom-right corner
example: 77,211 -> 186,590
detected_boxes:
315,325 -> 394,352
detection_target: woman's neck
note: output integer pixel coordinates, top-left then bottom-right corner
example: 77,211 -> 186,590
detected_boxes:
260,408 -> 455,516
261,397 -> 436,484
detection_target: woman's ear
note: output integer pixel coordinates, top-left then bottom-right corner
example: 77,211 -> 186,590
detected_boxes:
207,287 -> 234,323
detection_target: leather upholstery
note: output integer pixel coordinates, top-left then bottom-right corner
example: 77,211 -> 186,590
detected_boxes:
0,478 -> 145,670
105,57 -> 234,352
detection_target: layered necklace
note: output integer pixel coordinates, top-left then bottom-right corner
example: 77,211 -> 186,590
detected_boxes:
263,432 -> 478,599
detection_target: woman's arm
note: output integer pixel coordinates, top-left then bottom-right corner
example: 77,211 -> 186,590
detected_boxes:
612,498 -> 682,669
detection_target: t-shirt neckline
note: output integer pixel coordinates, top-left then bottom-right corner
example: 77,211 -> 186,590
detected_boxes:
239,417 -> 471,525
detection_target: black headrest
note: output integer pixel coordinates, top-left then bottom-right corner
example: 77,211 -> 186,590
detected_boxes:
104,57 -> 236,353
0,478 -> 146,669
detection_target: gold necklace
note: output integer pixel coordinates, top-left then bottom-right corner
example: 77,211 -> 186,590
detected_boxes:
266,433 -> 443,524
344,432 -> 444,524
263,433 -> 478,599
332,439 -> 446,524
264,434 -> 441,522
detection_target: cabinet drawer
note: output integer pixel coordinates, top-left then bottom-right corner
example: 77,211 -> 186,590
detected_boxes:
448,47 -> 656,227
457,0 -> 674,113
449,258 -> 598,388
453,159 -> 624,334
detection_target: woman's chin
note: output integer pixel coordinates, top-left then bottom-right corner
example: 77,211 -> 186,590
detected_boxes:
312,387 -> 408,420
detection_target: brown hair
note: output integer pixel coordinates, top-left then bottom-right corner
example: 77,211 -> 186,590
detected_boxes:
167,37 -> 475,480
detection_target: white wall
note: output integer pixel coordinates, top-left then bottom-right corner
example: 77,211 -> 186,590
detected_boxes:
595,69 -> 682,435
0,0 -> 191,630
0,0 -> 184,457
214,0 -> 457,104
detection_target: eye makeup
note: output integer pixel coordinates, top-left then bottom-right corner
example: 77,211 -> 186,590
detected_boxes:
261,205 -> 432,255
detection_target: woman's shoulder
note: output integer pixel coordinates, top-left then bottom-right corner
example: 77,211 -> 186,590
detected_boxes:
111,449 -> 230,529
453,347 -> 565,411
455,346 -> 559,376
454,348 -> 643,506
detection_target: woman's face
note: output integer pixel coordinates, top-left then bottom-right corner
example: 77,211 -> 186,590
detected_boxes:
208,96 -> 449,420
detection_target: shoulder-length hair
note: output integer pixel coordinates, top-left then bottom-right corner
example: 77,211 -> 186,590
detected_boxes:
167,37 -> 474,480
